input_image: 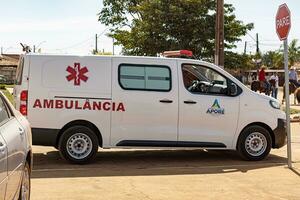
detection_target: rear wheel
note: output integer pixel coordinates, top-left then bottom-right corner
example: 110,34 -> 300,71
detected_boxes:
19,162 -> 30,200
58,126 -> 99,164
237,125 -> 272,161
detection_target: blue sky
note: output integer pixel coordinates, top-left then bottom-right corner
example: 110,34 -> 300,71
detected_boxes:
0,0 -> 299,55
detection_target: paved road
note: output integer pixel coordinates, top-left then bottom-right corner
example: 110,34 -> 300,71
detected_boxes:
30,123 -> 300,200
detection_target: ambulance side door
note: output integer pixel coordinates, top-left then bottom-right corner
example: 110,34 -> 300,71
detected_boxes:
178,62 -> 240,148
110,58 -> 178,146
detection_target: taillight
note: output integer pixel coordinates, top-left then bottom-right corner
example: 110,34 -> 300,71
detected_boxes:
20,104 -> 27,116
20,90 -> 28,101
20,90 -> 28,116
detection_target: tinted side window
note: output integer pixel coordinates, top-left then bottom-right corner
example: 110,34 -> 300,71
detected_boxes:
0,97 -> 9,124
119,64 -> 171,91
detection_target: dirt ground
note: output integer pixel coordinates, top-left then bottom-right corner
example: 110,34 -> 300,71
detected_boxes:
30,122 -> 300,200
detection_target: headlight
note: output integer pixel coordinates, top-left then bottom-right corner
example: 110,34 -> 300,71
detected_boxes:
270,100 -> 280,109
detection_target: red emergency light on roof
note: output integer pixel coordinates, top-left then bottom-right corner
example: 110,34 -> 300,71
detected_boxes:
163,50 -> 193,58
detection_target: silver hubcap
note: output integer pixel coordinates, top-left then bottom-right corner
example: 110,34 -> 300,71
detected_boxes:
67,133 -> 92,159
21,166 -> 30,200
245,132 -> 267,157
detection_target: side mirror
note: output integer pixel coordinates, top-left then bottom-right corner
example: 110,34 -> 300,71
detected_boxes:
229,83 -> 238,96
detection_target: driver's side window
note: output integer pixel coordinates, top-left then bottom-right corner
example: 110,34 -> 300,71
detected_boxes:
182,64 -> 228,95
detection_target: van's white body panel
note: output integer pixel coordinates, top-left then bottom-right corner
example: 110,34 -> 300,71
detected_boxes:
14,54 -> 286,151
111,57 -> 179,146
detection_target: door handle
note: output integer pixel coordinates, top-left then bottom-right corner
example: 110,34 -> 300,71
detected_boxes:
159,99 -> 173,103
18,127 -> 25,136
184,100 -> 197,104
0,142 -> 6,154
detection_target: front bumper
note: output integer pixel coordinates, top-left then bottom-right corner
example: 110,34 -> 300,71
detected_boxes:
273,118 -> 287,148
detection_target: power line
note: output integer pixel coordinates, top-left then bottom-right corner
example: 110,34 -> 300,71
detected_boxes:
96,28 -> 109,39
244,41 -> 281,47
247,33 -> 256,42
52,28 -> 109,51
54,37 -> 94,51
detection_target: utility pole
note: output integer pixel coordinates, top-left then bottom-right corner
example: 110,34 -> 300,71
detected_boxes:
255,33 -> 260,79
112,38 -> 115,55
256,33 -> 259,54
33,45 -> 36,53
215,0 -> 224,68
1,47 -> 3,55
95,34 -> 98,54
244,41 -> 247,54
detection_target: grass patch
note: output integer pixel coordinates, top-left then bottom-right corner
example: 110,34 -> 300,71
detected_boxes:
0,84 -> 15,90
282,106 -> 300,115
1,89 -> 14,104
4,84 -> 15,88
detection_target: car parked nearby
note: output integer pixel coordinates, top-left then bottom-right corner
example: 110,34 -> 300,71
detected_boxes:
0,91 -> 32,200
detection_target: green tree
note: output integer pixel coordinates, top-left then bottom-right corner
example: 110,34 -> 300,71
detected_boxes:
224,52 -> 254,69
262,50 -> 283,69
288,39 -> 300,66
99,0 -> 253,60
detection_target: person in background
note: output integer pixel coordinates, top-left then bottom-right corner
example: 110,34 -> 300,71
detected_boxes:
289,67 -> 299,87
259,67 -> 270,91
241,70 -> 246,84
259,67 -> 266,82
251,73 -> 256,82
270,72 -> 279,99
233,70 -> 242,83
248,73 -> 252,85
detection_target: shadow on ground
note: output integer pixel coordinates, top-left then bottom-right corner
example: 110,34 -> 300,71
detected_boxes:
31,148 -> 287,179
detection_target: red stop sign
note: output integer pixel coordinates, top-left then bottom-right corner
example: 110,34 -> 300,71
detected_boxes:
276,4 -> 291,41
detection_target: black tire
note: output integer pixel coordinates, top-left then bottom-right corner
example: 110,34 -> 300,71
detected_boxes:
237,125 -> 272,161
19,162 -> 31,200
58,125 -> 99,164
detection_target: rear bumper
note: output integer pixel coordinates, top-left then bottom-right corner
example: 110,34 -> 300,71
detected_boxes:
32,128 -> 59,147
273,119 -> 287,148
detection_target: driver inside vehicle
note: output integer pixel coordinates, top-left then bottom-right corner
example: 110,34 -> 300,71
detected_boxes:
182,64 -> 228,95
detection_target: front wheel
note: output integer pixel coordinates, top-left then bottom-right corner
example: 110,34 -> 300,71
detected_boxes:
19,162 -> 30,200
237,126 -> 272,161
58,126 -> 99,164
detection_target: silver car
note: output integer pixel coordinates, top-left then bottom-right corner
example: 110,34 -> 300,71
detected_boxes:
0,91 -> 32,200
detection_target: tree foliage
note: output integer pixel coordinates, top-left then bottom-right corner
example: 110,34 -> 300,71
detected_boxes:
224,52 -> 254,69
288,39 -> 300,66
99,0 -> 253,60
262,50 -> 283,69
262,39 -> 300,69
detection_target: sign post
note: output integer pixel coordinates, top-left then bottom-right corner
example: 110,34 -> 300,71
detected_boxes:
276,3 -> 292,168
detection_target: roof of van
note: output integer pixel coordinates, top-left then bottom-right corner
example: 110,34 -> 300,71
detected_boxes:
25,53 -> 214,65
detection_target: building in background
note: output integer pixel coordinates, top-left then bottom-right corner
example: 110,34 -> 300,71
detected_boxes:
0,54 -> 20,84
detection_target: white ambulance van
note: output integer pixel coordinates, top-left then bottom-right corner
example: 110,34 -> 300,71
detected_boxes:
14,52 -> 286,164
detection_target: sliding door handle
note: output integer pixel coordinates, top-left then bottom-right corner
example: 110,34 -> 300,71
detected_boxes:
18,127 -> 25,136
0,142 -> 6,154
184,100 -> 197,104
159,99 -> 173,103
